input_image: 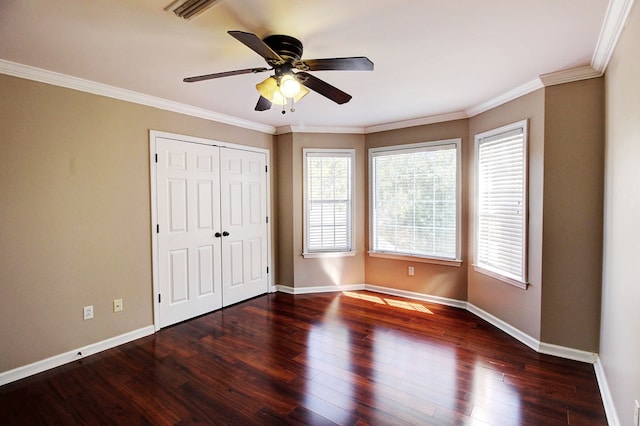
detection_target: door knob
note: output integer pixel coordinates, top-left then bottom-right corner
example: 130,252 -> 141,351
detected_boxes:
214,232 -> 222,238
222,231 -> 230,237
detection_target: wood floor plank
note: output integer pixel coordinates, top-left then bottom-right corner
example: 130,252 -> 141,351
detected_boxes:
0,291 -> 607,425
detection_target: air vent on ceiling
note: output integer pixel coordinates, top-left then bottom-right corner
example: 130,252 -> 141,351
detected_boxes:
166,0 -> 222,20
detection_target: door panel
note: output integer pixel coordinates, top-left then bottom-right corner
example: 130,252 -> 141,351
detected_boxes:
169,249 -> 189,303
220,148 -> 268,306
197,245 -> 215,295
156,138 -> 222,327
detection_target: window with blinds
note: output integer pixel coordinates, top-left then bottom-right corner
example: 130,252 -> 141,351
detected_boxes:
303,149 -> 355,255
474,120 -> 528,288
369,139 -> 461,261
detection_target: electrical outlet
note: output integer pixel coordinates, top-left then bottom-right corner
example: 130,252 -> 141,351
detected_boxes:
113,298 -> 123,313
83,305 -> 93,320
408,266 -> 415,276
634,400 -> 639,426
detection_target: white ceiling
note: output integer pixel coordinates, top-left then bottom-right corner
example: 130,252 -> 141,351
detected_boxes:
0,0 -> 611,132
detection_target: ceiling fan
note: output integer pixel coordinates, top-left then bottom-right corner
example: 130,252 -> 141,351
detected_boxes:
183,30 -> 374,112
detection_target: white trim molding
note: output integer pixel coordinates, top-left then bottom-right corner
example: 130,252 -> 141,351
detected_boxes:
538,342 -> 598,364
0,60 -> 275,135
0,326 -> 155,387
465,78 -> 544,118
364,111 -> 468,134
365,284 -> 467,309
539,65 -> 603,86
275,125 -> 365,135
274,284 -> 366,294
594,356 -> 621,426
592,0 -> 637,72
466,303 -> 541,352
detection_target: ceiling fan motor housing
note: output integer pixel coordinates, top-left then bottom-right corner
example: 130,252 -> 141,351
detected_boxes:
263,34 -> 304,64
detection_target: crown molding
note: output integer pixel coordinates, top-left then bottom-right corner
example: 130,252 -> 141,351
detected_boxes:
275,125 -> 365,135
364,111 -> 469,134
465,78 -> 544,118
592,0 -> 636,72
539,65 -> 602,86
4,0 -> 634,140
0,59 -> 276,135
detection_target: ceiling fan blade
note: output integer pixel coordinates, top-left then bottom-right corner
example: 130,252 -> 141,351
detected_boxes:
228,30 -> 284,64
296,72 -> 352,105
296,57 -> 374,71
255,96 -> 272,111
183,67 -> 268,83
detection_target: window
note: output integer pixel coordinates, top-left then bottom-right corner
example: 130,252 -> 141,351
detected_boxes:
369,139 -> 461,263
303,149 -> 355,257
474,120 -> 528,288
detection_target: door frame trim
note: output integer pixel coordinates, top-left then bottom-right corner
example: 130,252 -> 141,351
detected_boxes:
149,130 -> 272,331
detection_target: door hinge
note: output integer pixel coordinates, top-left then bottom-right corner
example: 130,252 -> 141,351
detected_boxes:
265,165 -> 268,173
158,294 -> 161,303
266,267 -> 269,274
157,224 -> 160,234
155,153 -> 158,163
266,216 -> 269,224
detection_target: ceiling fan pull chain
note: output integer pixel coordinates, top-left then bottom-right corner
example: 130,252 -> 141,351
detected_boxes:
290,98 -> 296,113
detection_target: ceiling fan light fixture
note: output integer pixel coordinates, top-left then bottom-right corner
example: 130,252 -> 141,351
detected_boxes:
256,77 -> 286,105
293,85 -> 310,103
279,74 -> 302,98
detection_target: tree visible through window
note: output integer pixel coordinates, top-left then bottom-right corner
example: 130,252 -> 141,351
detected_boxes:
370,140 -> 461,261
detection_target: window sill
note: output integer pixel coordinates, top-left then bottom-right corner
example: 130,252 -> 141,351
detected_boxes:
473,265 -> 529,289
368,251 -> 462,267
302,251 -> 356,259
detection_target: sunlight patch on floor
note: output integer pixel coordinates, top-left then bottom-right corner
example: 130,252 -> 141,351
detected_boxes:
342,291 -> 434,314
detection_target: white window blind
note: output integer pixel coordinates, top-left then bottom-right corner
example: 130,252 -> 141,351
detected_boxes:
475,121 -> 528,286
370,140 -> 460,260
304,150 -> 354,254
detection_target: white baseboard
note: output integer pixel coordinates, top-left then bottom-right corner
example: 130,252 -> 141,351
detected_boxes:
274,284 -> 365,294
467,303 -> 541,352
594,356 -> 621,426
0,325 -> 155,386
538,341 -> 598,364
365,284 -> 468,309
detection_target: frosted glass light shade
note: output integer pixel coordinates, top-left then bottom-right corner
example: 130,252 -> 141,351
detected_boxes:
256,77 -> 286,105
279,75 -> 301,98
292,85 -> 310,102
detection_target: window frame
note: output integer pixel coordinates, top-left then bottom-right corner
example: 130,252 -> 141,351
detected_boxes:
368,139 -> 462,265
302,148 -> 356,258
473,120 -> 529,289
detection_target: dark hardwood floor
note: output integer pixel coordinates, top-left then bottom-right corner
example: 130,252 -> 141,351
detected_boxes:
0,291 -> 607,425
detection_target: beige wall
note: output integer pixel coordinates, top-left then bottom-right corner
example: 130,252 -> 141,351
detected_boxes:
468,89 -> 545,340
275,133 -> 294,287
466,81 -> 605,352
276,132 -> 366,288
600,2 -> 640,424
365,120 -> 469,301
0,53 -> 611,392
0,74 -> 274,372
541,78 -> 604,351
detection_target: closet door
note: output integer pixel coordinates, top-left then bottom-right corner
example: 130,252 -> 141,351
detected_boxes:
219,147 -> 269,306
156,138 -> 222,327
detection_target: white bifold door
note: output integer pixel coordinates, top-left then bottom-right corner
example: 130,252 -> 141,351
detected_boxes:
154,137 -> 269,328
